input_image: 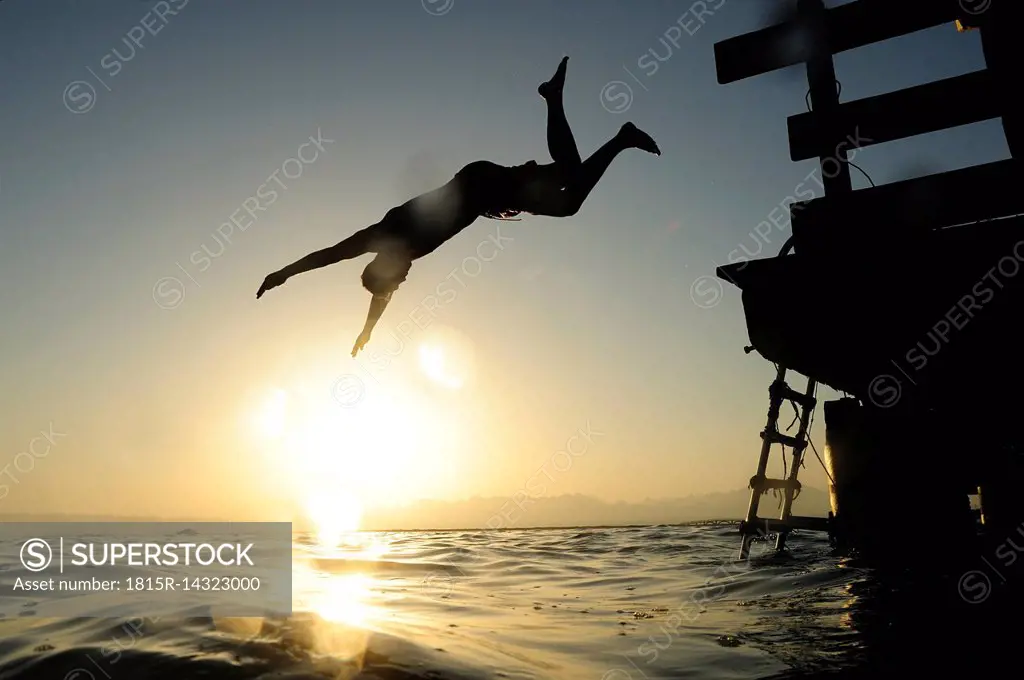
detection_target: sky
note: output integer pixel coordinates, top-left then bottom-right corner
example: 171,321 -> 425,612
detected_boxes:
0,0 -> 1010,525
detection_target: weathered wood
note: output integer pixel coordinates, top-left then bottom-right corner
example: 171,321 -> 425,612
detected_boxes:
787,70 -> 1000,161
714,0 -> 960,84
789,159 -> 1023,251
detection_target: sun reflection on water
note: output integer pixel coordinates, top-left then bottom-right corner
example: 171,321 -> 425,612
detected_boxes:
290,538 -> 380,663
314,573 -> 374,627
294,526 -> 380,626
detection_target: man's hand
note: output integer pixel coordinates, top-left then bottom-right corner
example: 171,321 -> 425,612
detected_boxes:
256,271 -> 287,299
352,293 -> 390,356
351,329 -> 372,357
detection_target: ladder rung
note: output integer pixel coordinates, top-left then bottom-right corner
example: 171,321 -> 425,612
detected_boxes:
760,430 -> 807,449
740,515 -> 830,535
781,386 -> 816,409
739,518 -> 787,535
770,380 -> 817,409
784,515 -> 831,532
750,476 -> 801,492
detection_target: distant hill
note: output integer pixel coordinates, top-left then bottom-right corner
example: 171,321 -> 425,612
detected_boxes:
359,486 -> 831,531
0,488 -> 831,531
0,514 -> 212,523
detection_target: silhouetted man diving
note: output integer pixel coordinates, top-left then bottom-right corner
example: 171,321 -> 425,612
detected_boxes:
256,57 -> 660,356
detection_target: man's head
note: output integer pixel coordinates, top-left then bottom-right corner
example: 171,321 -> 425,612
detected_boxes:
361,252 -> 412,297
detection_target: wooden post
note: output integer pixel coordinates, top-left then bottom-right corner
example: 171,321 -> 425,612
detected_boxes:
980,0 -> 1024,159
770,1 -> 839,549
799,0 -> 853,196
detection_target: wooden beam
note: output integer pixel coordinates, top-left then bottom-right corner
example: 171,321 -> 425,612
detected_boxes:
715,0 -> 960,84
801,0 -> 852,196
980,6 -> 1024,160
787,70 -> 1000,161
719,211 -> 1024,292
790,159 -> 1024,249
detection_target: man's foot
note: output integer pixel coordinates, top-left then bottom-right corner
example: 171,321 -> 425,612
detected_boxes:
538,56 -> 569,100
620,122 -> 661,155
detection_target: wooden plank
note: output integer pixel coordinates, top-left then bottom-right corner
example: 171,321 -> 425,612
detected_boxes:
790,159 -> 1024,246
720,209 -> 1024,291
715,0 -> 960,84
787,70 -> 1000,161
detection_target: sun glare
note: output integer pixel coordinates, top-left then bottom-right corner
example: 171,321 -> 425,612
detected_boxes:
247,352 -> 461,523
414,325 -> 476,390
418,343 -> 464,389
317,573 -> 374,626
306,490 -> 363,547
253,388 -> 289,439
418,344 -> 460,388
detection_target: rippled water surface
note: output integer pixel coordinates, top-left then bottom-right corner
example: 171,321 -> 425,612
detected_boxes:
1,523 -> 1018,679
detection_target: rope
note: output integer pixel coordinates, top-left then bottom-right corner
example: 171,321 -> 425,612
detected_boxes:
761,363 -> 835,500
787,380 -> 835,488
808,435 -> 834,486
804,79 -> 842,112
786,402 -> 800,430
804,383 -> 837,487
804,79 -> 876,188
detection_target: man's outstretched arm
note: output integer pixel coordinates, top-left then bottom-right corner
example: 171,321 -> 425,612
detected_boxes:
352,293 -> 391,357
257,230 -> 371,299
279,242 -> 351,279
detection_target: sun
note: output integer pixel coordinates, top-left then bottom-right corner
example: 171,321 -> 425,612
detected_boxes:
305,490 -> 362,547
246,354 -> 461,525
414,325 -> 476,390
418,343 -> 464,389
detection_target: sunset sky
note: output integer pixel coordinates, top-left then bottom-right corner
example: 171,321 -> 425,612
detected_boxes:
0,1 -> 1009,524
